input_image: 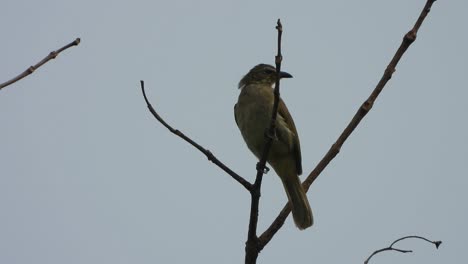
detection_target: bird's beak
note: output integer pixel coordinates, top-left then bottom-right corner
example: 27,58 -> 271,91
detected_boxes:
280,71 -> 293,78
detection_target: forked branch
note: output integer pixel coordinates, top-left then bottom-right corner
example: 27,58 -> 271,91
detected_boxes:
364,235 -> 442,264
139,0 -> 439,262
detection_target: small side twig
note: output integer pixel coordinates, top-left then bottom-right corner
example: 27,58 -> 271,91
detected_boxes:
0,38 -> 81,90
140,81 -> 252,191
364,235 -> 442,264
258,0 -> 438,249
245,19 -> 283,264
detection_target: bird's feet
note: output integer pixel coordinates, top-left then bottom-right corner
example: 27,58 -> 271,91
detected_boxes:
256,162 -> 270,174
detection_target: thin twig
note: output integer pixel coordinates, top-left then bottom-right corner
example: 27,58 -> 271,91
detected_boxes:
245,19 -> 283,264
0,38 -> 81,90
258,0 -> 438,249
364,235 -> 442,264
139,81 -> 252,191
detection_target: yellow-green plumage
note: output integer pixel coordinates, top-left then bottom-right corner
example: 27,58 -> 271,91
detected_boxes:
234,64 -> 313,230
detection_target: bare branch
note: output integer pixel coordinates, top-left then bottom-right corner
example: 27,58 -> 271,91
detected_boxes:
258,0 -> 438,249
390,235 -> 441,248
0,38 -> 81,90
139,81 -> 252,191
364,235 -> 442,264
245,19 -> 283,264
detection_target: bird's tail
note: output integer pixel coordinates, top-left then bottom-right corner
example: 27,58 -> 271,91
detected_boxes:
280,172 -> 313,230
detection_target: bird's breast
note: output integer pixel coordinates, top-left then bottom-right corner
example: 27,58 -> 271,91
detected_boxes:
235,85 -> 274,158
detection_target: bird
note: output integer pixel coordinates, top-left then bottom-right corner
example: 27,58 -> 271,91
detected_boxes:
234,63 -> 313,230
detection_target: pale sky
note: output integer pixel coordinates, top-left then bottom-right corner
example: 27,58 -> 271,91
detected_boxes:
1,1 -> 467,263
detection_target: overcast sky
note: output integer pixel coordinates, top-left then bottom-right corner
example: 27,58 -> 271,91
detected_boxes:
1,1 -> 467,263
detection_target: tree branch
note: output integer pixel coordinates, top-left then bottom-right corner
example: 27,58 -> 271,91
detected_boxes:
0,38 -> 81,90
140,0 -> 438,261
364,235 -> 442,264
258,0 -> 438,249
245,19 -> 283,264
139,80 -> 252,191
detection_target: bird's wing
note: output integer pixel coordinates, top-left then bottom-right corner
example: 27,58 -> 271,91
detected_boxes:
277,98 -> 302,175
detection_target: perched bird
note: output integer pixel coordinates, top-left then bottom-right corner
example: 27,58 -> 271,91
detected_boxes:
234,64 -> 313,230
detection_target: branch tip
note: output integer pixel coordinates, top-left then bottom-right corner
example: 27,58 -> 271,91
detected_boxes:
276,19 -> 282,31
365,235 -> 441,264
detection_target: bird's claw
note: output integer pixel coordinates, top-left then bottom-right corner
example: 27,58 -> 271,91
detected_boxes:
256,162 -> 270,174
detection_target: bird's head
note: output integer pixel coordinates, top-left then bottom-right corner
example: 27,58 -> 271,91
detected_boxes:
238,64 -> 293,89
